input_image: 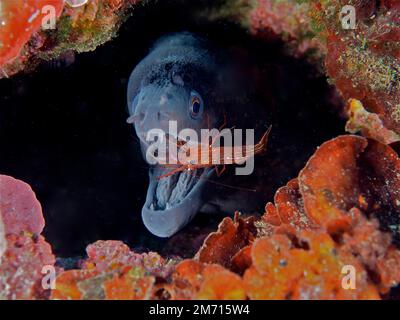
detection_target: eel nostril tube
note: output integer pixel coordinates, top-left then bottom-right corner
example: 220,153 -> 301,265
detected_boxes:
126,112 -> 145,124
126,114 -> 138,124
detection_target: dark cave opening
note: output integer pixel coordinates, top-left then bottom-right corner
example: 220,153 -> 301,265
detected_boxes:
0,0 -> 345,258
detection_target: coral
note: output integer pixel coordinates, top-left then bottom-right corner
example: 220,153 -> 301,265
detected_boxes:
161,260 -> 246,300
2,134 -> 400,300
103,268 -> 155,300
0,0 -> 399,301
211,135 -> 399,299
0,175 -> 45,235
50,269 -> 100,299
263,178 -> 315,230
243,229 -> 380,300
0,175 -> 55,299
51,266 -> 156,300
0,216 -> 7,261
263,133 -> 400,274
45,0 -> 139,56
59,136 -> 399,300
195,212 -> 257,269
323,3 -> 400,134
0,0 -> 64,69
0,214 -> 5,260
345,98 -> 400,144
295,135 -> 400,240
248,0 -> 324,61
0,234 -> 56,299
259,135 -> 400,296
298,135 -> 366,228
298,0 -> 400,134
0,0 -> 142,78
51,240 -> 246,300
84,240 -> 176,278
51,240 -> 176,300
245,0 -> 400,136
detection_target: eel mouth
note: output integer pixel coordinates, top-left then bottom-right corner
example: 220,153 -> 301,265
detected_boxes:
151,167 -> 207,210
142,166 -> 213,237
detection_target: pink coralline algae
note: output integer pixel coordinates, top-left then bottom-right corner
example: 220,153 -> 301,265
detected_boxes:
50,240 -> 177,300
0,175 -> 55,299
0,214 -> 6,260
0,175 -> 45,235
2,134 -> 400,299
0,1 -> 399,300
83,240 -> 176,279
248,0 -> 324,59
0,234 -> 55,299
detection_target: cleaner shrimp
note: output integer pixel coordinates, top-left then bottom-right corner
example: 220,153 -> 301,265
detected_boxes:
157,125 -> 272,180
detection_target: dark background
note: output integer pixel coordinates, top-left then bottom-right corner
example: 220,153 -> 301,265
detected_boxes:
0,0 -> 344,258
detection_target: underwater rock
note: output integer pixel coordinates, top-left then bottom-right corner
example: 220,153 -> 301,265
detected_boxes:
324,4 -> 400,134
299,135 -> 400,242
345,98 -> 400,144
162,260 -> 246,300
0,215 -> 5,260
341,208 -> 399,293
195,212 -> 258,270
248,0 -> 323,59
51,240 -> 176,300
0,175 -> 45,236
0,0 -> 142,78
0,175 -> 55,299
0,233 -> 55,299
75,267 -> 155,300
258,135 -> 400,296
103,267 -> 155,300
242,1 -> 400,136
84,240 -> 176,279
264,135 -> 400,243
56,0 -> 140,53
243,229 -> 380,299
0,0 -> 64,72
49,136 -> 400,300
299,0 -> 400,134
0,0 -> 398,298
264,178 -> 315,230
2,134 -> 399,300
50,268 -> 100,299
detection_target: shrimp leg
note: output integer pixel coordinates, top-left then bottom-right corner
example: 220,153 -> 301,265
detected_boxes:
215,165 -> 226,177
157,166 -> 188,180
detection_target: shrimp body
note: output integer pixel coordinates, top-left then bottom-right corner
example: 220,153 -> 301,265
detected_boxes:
158,126 -> 272,179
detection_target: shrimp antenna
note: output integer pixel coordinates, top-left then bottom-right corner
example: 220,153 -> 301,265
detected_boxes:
259,125 -> 272,151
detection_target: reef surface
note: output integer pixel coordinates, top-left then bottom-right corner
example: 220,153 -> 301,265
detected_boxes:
0,0 -> 399,299
1,134 -> 400,299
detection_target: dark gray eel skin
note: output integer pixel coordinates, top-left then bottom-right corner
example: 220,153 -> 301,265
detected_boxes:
127,32 -> 274,237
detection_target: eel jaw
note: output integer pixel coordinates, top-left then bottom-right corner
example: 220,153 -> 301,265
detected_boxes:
142,166 -> 214,237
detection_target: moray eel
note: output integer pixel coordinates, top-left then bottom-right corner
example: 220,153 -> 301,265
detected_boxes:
127,32 -> 270,237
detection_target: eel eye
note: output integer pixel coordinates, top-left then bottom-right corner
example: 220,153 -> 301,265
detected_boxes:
189,91 -> 203,119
